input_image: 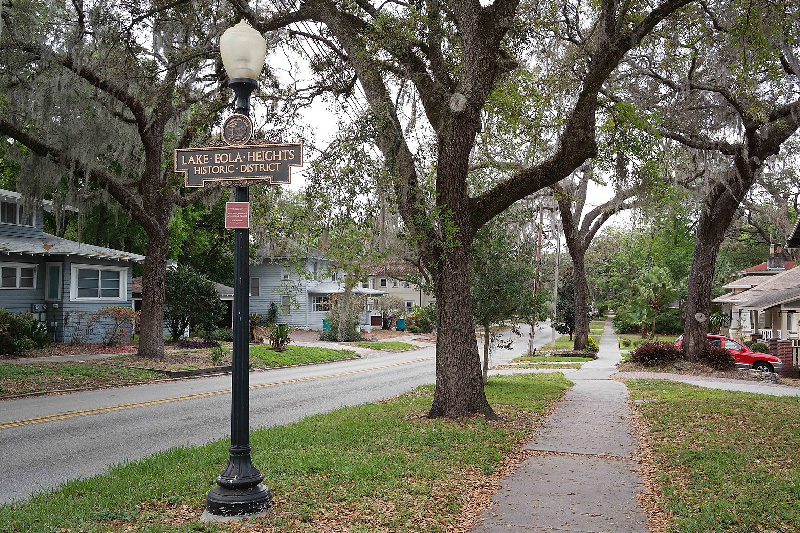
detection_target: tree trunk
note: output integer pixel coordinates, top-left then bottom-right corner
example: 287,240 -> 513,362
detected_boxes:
483,320 -> 490,385
428,244 -> 496,419
572,248 -> 589,350
684,196 -> 742,360
138,231 -> 169,359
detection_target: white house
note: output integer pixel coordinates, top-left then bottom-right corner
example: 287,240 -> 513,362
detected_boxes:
250,249 -> 385,330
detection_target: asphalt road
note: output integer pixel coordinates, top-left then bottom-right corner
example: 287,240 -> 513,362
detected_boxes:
0,323 -> 560,505
0,348 -> 436,505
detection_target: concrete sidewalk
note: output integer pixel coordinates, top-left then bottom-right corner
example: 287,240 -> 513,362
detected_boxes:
472,319 -> 648,532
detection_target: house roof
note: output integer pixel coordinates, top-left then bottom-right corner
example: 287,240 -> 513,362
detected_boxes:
0,233 -> 145,262
729,266 -> 800,311
722,275 -> 771,290
369,259 -> 423,278
712,291 -> 746,304
740,260 -> 796,273
788,219 -> 800,248
0,189 -> 78,212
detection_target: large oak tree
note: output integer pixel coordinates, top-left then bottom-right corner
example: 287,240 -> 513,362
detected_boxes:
236,0 -> 696,417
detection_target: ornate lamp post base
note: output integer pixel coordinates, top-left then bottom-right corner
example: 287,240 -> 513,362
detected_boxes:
202,484 -> 271,521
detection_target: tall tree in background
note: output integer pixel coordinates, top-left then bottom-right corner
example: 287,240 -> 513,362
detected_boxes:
471,210 -> 538,383
551,161 -> 639,349
0,2 -> 232,357
240,0 -> 696,418
625,0 -> 800,359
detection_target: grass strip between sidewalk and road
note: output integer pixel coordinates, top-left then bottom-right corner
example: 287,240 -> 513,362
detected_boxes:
626,379 -> 800,532
0,373 -> 572,532
349,341 -> 417,351
0,363 -> 163,398
0,345 -> 361,399
249,345 -> 360,368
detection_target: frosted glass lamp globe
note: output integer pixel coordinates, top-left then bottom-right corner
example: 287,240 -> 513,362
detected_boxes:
220,21 -> 267,80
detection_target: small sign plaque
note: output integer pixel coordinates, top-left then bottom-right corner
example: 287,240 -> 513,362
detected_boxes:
225,202 -> 250,229
175,143 -> 302,187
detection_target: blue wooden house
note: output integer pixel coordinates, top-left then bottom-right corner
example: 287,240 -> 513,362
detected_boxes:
0,189 -> 145,343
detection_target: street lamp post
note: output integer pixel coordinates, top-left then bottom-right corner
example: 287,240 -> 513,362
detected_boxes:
202,20 -> 270,521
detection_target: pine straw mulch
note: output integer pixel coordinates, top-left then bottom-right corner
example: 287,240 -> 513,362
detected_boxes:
616,360 -> 800,387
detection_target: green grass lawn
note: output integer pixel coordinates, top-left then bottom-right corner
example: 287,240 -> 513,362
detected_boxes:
512,355 -> 594,363
249,345 -> 360,367
538,335 -> 601,351
626,379 -> 800,532
0,363 -> 162,397
0,373 -> 572,532
510,363 -> 584,369
349,341 -> 416,351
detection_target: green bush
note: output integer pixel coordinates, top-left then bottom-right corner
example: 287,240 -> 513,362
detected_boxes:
0,309 -> 49,356
699,343 -> 736,370
405,305 -> 436,333
612,314 -> 638,334
654,311 -> 684,335
269,324 -> 292,351
630,342 -> 681,367
745,341 -> 769,354
586,336 -> 599,352
620,337 -> 633,348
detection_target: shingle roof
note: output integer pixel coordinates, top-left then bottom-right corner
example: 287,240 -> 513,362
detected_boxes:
729,266 -> 800,310
712,291 -> 744,304
0,233 -> 145,262
722,275 -> 771,290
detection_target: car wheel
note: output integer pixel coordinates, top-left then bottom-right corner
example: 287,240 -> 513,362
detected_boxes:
753,361 -> 774,373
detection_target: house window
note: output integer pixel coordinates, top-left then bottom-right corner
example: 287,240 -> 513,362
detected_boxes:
361,279 -> 369,289
788,311 -> 797,333
0,200 -> 33,226
331,271 -> 337,281
282,268 -> 291,281
250,277 -> 260,297
392,279 -> 398,288
70,264 -> 126,301
380,278 -> 387,287
45,263 -> 62,300
405,301 -> 414,310
312,296 -> 331,312
281,295 -> 291,315
0,263 -> 36,289
403,281 -> 410,288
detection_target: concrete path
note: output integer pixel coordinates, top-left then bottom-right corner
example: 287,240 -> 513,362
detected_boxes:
472,319 -> 648,533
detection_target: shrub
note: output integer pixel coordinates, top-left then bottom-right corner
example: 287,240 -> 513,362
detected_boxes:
95,306 -> 136,346
210,345 -> 228,365
0,309 -> 49,356
612,314 -> 639,334
748,342 -> 769,354
653,311 -> 684,335
269,324 -> 292,351
620,337 -> 633,348
164,265 -> 226,341
405,305 -> 436,333
699,343 -> 736,370
630,342 -> 682,367
586,336 -> 599,353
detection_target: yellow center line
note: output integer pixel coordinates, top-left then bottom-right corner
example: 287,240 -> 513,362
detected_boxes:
0,357 -> 433,430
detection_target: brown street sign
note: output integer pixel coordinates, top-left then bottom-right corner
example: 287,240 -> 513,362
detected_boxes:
175,143 -> 303,187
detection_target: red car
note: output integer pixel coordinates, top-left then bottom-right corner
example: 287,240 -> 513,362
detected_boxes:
674,334 -> 784,373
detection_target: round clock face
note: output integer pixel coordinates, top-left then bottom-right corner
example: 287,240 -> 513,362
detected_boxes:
222,114 -> 253,146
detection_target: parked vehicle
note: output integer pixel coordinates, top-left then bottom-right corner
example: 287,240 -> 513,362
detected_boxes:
674,334 -> 784,373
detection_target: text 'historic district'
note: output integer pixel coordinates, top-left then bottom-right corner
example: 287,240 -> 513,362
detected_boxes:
175,144 -> 303,187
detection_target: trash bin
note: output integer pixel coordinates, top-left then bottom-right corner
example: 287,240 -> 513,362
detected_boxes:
322,319 -> 330,330
396,319 -> 406,331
